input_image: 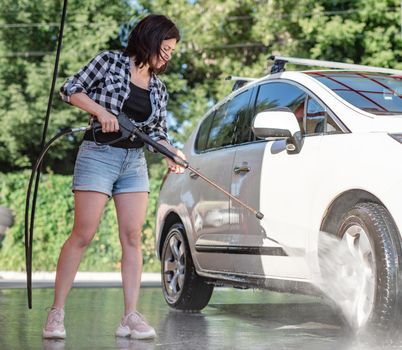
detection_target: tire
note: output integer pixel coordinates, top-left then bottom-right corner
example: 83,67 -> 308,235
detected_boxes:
321,202 -> 402,334
161,223 -> 214,311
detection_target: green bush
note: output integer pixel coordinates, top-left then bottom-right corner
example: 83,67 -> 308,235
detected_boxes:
0,169 -> 164,272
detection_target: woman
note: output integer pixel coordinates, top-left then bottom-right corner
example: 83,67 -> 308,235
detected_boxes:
42,14 -> 184,340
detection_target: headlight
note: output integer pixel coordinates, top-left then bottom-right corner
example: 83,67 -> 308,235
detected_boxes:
389,133 -> 402,143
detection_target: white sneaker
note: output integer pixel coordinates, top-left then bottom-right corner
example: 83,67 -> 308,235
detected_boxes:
42,307 -> 66,339
115,311 -> 156,340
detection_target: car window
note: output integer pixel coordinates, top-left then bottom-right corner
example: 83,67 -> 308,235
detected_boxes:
195,111 -> 215,152
305,96 -> 325,134
255,82 -> 306,133
305,96 -> 342,135
229,89 -> 253,145
254,82 -> 342,137
206,90 -> 252,150
206,102 -> 231,150
308,72 -> 402,115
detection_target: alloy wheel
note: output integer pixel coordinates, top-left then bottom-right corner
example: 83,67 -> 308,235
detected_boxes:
163,232 -> 186,302
341,224 -> 376,328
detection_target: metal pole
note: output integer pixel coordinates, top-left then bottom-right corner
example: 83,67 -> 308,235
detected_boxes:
25,0 -> 69,309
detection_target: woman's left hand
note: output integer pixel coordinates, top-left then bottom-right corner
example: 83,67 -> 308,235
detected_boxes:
157,140 -> 187,174
166,148 -> 186,174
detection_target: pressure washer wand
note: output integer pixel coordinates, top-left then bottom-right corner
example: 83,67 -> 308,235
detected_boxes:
129,127 -> 264,220
185,166 -> 264,220
91,114 -> 264,219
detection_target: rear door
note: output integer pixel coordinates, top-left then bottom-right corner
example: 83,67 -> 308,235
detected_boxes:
189,100 -> 238,273
189,89 -> 255,273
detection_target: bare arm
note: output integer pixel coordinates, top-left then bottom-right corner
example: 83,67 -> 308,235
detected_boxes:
70,92 -> 119,132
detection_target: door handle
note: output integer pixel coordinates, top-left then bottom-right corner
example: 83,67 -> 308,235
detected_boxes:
233,165 -> 251,174
189,169 -> 199,179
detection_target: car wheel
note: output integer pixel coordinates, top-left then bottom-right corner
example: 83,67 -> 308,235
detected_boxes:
322,202 -> 402,333
161,223 -> 214,311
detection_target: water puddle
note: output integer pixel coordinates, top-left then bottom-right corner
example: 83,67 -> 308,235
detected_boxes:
275,322 -> 341,330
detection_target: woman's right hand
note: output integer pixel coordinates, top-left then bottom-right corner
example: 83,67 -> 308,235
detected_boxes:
96,110 -> 120,133
68,93 -> 119,132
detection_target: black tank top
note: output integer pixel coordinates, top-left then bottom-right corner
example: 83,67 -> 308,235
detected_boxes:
83,82 -> 152,148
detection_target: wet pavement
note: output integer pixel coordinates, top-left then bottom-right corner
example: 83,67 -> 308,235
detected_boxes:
1,287 -> 401,350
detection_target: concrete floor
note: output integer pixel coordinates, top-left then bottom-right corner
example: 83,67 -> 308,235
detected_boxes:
0,287 -> 400,350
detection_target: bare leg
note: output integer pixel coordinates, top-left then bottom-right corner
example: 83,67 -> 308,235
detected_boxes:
114,192 -> 148,315
52,191 -> 109,309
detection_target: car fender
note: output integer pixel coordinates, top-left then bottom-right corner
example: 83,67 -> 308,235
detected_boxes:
310,132 -> 402,257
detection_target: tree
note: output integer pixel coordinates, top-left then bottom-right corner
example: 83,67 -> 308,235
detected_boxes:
1,0 -> 402,272
1,0 -> 402,172
0,0 -> 132,172
253,0 -> 402,67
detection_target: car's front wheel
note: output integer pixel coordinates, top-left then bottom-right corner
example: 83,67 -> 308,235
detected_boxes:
321,202 -> 402,334
161,223 -> 214,311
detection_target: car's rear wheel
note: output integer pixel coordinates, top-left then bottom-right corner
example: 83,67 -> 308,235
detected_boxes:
161,223 -> 214,311
321,202 -> 402,334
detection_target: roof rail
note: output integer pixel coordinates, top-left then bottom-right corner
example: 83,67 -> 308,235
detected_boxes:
225,75 -> 257,91
268,55 -> 402,75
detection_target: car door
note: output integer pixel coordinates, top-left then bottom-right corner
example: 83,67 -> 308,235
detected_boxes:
230,81 -> 339,280
188,99 -> 240,273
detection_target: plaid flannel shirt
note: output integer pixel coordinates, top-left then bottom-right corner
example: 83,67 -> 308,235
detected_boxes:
60,50 -> 170,149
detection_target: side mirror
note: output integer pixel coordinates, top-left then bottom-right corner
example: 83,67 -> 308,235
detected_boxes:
252,109 -> 303,154
252,109 -> 301,139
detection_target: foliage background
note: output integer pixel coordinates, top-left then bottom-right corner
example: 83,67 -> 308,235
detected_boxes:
1,0 -> 402,271
0,171 -> 162,271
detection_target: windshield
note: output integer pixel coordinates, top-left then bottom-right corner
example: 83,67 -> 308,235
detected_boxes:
307,71 -> 402,115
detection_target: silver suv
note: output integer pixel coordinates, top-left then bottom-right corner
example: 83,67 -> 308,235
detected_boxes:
156,57 -> 402,332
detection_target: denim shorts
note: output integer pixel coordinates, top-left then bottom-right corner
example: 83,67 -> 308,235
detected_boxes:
73,141 -> 149,196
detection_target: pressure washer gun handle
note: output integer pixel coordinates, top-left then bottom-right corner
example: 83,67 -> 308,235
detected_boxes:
90,117 -> 132,146
131,128 -> 189,169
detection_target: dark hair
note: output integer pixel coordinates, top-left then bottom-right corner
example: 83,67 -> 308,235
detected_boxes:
124,14 -> 180,74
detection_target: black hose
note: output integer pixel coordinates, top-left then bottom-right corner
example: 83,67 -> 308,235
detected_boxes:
25,0 -> 68,309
